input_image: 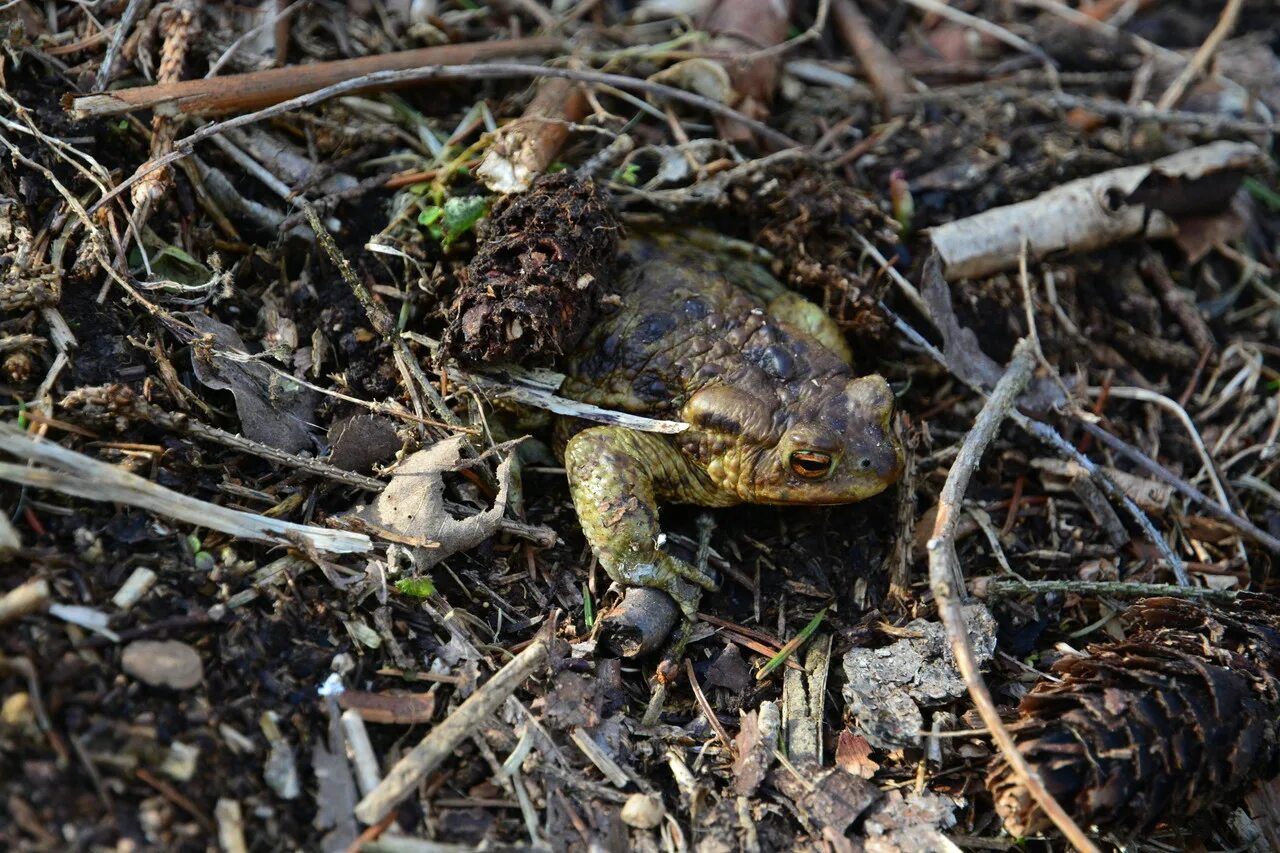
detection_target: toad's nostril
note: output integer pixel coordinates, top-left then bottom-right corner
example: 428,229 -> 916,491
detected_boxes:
859,457 -> 872,470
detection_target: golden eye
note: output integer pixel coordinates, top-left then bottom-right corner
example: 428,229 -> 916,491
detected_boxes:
790,450 -> 832,479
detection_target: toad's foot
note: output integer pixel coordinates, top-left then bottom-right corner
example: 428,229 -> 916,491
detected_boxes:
609,551 -> 718,621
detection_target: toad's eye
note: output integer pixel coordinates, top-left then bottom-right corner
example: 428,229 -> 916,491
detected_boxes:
790,451 -> 832,479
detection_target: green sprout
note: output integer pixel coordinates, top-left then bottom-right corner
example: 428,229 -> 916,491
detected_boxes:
395,577 -> 436,598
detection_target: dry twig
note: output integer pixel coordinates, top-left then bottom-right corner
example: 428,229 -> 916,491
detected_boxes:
71,36 -> 565,117
927,338 -> 1101,853
86,62 -> 800,214
832,0 -> 914,116
353,627 -> 552,825
1155,0 -> 1245,110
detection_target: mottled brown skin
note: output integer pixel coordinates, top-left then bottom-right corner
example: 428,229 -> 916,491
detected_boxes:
560,234 -> 904,619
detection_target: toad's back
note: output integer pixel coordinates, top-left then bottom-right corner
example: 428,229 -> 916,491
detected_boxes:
561,236 -> 854,416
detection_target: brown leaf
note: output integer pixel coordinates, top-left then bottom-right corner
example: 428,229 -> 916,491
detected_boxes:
732,702 -> 779,796
354,436 -> 512,569
835,730 -> 880,780
186,313 -> 318,453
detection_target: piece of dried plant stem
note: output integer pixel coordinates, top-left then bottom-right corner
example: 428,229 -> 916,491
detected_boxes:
73,36 -> 566,118
132,0 -> 203,213
927,337 -> 1101,853
1155,0 -> 1244,110
353,630 -> 551,825
832,0 -> 914,116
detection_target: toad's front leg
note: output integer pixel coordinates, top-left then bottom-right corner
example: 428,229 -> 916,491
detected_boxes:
563,426 -> 719,620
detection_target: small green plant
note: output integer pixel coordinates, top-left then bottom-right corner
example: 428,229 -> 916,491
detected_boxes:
418,195 -> 489,248
1244,177 -> 1280,212
395,577 -> 436,598
611,163 -> 641,186
187,533 -> 215,572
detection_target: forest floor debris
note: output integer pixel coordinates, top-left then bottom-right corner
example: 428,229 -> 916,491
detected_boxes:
2,1 -> 1280,851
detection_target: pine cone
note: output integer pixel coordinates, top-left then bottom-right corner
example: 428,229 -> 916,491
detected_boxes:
988,594 -> 1280,836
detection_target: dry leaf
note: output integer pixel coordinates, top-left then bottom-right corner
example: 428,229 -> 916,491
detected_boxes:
355,436 -> 512,569
187,313 -> 318,453
732,701 -> 779,796
835,730 -> 880,780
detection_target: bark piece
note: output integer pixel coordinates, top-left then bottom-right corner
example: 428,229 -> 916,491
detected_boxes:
443,172 -> 620,365
598,586 -> 680,658
929,141 -> 1265,281
842,604 -> 997,749
988,593 -> 1280,836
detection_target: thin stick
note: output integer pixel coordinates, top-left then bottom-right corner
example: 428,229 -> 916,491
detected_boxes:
972,577 -> 1238,604
927,338 -> 1100,853
881,301 -> 1190,583
744,0 -> 832,60
832,0 -> 914,116
300,204 -> 460,432
1091,385 -> 1245,563
85,62 -> 800,214
685,659 -> 734,753
1075,418 -> 1280,555
72,36 -> 566,117
95,0 -> 148,91
899,0 -> 1053,66
353,632 -> 551,825
1044,92 -> 1280,135
1155,0 -> 1245,110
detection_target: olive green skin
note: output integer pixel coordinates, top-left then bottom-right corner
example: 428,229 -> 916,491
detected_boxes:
559,234 -> 904,619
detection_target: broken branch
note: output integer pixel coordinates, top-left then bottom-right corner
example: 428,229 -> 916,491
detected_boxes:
927,338 -> 1101,853
353,629 -> 551,825
67,36 -> 566,118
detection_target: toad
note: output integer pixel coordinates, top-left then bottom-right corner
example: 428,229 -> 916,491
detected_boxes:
558,233 -> 904,620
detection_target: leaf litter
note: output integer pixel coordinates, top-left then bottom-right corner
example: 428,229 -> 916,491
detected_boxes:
2,2 -> 1280,851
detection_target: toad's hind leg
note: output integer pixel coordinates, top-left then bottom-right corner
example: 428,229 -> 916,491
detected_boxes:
563,426 -> 719,619
764,291 -> 853,366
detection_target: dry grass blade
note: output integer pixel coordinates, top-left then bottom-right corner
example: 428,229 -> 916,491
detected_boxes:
0,424 -> 370,554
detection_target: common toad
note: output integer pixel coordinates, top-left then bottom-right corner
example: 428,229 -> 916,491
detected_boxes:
559,233 -> 904,619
